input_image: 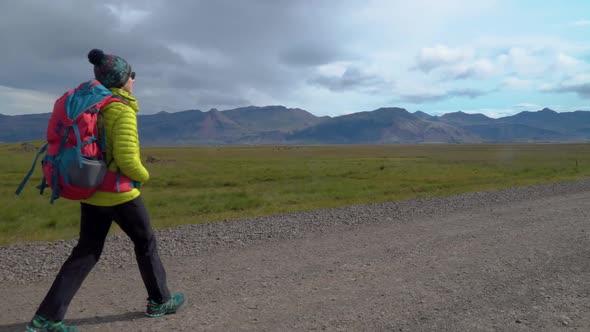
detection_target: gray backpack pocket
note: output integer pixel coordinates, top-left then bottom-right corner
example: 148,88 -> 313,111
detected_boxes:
66,157 -> 108,189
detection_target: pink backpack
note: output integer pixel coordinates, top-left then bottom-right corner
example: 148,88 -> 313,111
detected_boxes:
16,80 -> 130,203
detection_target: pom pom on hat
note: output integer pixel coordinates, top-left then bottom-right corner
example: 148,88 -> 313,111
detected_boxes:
88,48 -> 132,88
88,49 -> 105,66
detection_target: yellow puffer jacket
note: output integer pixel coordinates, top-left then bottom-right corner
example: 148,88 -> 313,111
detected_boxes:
82,88 -> 149,206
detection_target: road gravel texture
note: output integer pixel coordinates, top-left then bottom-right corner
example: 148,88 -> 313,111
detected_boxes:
1,180 -> 589,331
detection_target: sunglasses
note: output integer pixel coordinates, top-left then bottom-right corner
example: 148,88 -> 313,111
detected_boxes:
130,71 -> 136,80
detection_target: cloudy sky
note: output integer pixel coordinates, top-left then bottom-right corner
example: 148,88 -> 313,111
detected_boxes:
1,0 -> 589,117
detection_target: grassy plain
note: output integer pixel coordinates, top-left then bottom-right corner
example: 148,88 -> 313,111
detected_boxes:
2,143 -> 590,245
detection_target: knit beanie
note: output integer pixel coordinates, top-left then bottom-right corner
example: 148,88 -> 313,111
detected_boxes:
88,49 -> 132,88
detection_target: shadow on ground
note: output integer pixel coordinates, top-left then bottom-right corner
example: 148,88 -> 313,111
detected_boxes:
0,311 -> 145,331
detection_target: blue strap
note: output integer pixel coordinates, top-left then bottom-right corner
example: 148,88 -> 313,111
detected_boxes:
56,127 -> 70,163
56,120 -> 63,134
50,164 -> 59,202
15,143 -> 48,195
72,123 -> 83,168
36,175 -> 48,195
49,157 -> 61,204
44,129 -> 70,203
50,185 -> 61,204
82,136 -> 97,147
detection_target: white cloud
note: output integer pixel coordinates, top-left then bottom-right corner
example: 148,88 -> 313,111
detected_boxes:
551,53 -> 587,76
415,45 -> 475,72
415,44 -> 559,82
475,35 -> 590,55
397,85 -> 488,104
557,53 -> 580,67
567,73 -> 590,85
446,58 -> 496,80
463,108 -> 515,118
358,0 -> 497,42
538,83 -> 555,92
502,77 -> 533,89
316,62 -> 351,77
167,43 -> 232,67
497,47 -> 546,76
105,4 -> 151,32
413,44 -> 503,81
0,86 -> 56,115
571,20 -> 590,26
512,103 -> 541,111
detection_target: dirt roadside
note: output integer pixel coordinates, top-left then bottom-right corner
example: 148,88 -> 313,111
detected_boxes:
1,189 -> 588,331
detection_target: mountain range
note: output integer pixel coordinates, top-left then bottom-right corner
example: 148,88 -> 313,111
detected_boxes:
1,106 -> 590,145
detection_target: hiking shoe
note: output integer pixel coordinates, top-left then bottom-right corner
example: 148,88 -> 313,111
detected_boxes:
145,293 -> 187,318
25,315 -> 79,332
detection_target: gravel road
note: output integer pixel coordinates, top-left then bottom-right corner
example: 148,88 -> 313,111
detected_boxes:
1,180 -> 589,331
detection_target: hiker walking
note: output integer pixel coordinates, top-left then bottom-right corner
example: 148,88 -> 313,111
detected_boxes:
26,49 -> 186,332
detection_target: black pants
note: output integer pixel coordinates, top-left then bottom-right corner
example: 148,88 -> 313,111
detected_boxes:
36,196 -> 171,321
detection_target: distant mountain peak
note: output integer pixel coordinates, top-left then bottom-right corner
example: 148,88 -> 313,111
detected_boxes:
262,105 -> 287,110
540,107 -> 556,113
225,105 -> 293,113
441,111 -> 491,119
412,110 -> 437,121
444,111 -> 483,116
374,107 -> 408,113
413,110 -> 431,116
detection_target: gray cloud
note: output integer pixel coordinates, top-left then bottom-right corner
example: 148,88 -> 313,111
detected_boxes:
546,83 -> 590,99
0,1 -> 185,93
193,91 -> 252,110
279,41 -> 344,67
0,0 -> 357,113
451,68 -> 481,80
310,67 -> 386,92
399,93 -> 447,104
449,88 -> 488,98
399,88 -> 489,104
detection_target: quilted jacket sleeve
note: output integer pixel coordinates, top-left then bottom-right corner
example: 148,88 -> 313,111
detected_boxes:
111,105 -> 150,183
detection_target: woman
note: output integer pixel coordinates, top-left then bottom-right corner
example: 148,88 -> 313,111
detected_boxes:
26,49 -> 186,332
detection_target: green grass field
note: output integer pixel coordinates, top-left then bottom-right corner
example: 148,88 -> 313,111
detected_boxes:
2,143 -> 590,245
